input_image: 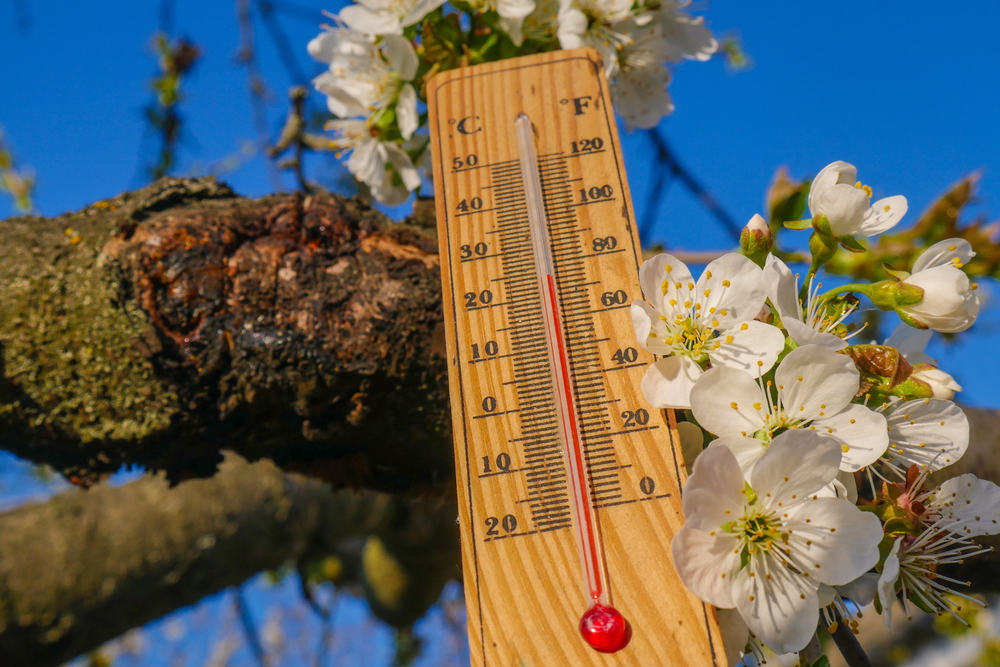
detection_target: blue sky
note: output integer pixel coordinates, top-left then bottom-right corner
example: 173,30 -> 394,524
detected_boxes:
1,2 -> 998,401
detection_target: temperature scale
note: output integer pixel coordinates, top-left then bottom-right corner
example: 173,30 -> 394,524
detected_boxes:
428,48 -> 725,666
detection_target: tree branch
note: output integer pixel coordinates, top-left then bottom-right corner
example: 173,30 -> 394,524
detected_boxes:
0,177 -> 451,492
0,453 -> 458,667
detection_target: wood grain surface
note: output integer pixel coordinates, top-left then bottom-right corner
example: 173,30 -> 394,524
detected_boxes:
428,47 -> 725,667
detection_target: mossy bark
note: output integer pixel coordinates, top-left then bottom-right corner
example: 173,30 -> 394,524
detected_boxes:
0,177 -> 451,492
0,455 -> 459,667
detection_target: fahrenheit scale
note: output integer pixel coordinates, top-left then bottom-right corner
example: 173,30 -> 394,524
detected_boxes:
428,48 -> 724,666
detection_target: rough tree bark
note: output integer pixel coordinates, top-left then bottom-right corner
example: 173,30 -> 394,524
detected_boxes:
0,454 -> 460,667
0,177 -> 451,492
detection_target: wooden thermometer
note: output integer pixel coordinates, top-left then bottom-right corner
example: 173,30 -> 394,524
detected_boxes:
428,47 -> 725,666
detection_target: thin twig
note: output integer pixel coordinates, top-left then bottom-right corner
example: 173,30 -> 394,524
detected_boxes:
235,0 -> 285,192
265,0 -> 325,23
255,0 -> 310,85
638,166 -> 673,244
234,586 -> 272,667
646,128 -> 743,243
830,612 -> 873,667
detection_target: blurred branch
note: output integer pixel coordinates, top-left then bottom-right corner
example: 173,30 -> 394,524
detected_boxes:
830,611 -> 873,667
0,454 -> 458,667
144,32 -> 202,180
235,586 -> 272,667
269,86 -> 336,191
645,128 -> 743,244
263,0 -> 325,23
0,128 -> 35,212
255,0 -> 310,85
235,0 -> 285,191
11,0 -> 30,32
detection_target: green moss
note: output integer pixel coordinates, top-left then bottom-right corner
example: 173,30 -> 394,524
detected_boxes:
0,211 -> 181,444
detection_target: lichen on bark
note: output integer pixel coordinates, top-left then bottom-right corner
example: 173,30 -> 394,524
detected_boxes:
0,177 -> 452,492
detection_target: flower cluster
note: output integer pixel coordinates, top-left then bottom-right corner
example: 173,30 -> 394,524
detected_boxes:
308,0 -> 717,203
635,160 -> 995,660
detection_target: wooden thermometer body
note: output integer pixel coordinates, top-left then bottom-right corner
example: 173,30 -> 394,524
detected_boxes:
427,48 -> 724,666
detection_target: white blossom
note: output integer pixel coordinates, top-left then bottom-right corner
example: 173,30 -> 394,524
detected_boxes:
611,21 -> 674,129
926,474 -> 1000,537
877,529 -> 989,628
885,323 -> 962,399
898,239 -> 979,333
640,0 -> 717,63
763,254 -> 860,350
808,160 -> 908,237
468,0 -> 536,44
557,0 -> 637,77
672,431 -> 883,653
631,252 -> 784,410
327,119 -> 420,204
339,0 -> 447,36
689,344 -> 888,474
308,31 -> 420,139
876,397 -> 969,479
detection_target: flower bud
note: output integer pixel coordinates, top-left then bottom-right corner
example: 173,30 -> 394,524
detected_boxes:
896,239 -> 980,333
910,364 -> 962,400
740,214 -> 773,266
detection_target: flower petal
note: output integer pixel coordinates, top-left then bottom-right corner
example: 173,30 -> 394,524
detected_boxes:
733,552 -> 819,654
639,253 -> 692,316
689,366 -> 765,438
705,435 -> 766,478
339,4 -> 403,35
671,525 -> 741,609
696,253 -> 767,330
913,238 -> 976,273
785,497 -> 883,586
816,403 -> 888,472
630,300 -> 672,355
396,83 -> 419,140
716,608 -> 749,667
381,35 -> 418,80
677,421 -> 705,474
383,141 -> 421,191
762,254 -> 801,322
857,195 -> 907,236
930,474 -> 1000,536
817,183 -> 869,236
783,317 -> 847,350
885,322 -> 932,357
877,538 -> 903,629
883,399 -> 968,475
709,321 -> 785,375
775,345 -> 859,422
808,161 -> 857,218
751,430 -> 842,508
837,572 -> 880,607
641,355 -> 703,409
682,442 -> 747,531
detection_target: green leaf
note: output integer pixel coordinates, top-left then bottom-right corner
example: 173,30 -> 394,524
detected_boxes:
838,234 -> 867,253
783,218 -> 812,231
810,657 -> 832,667
884,516 -> 923,537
